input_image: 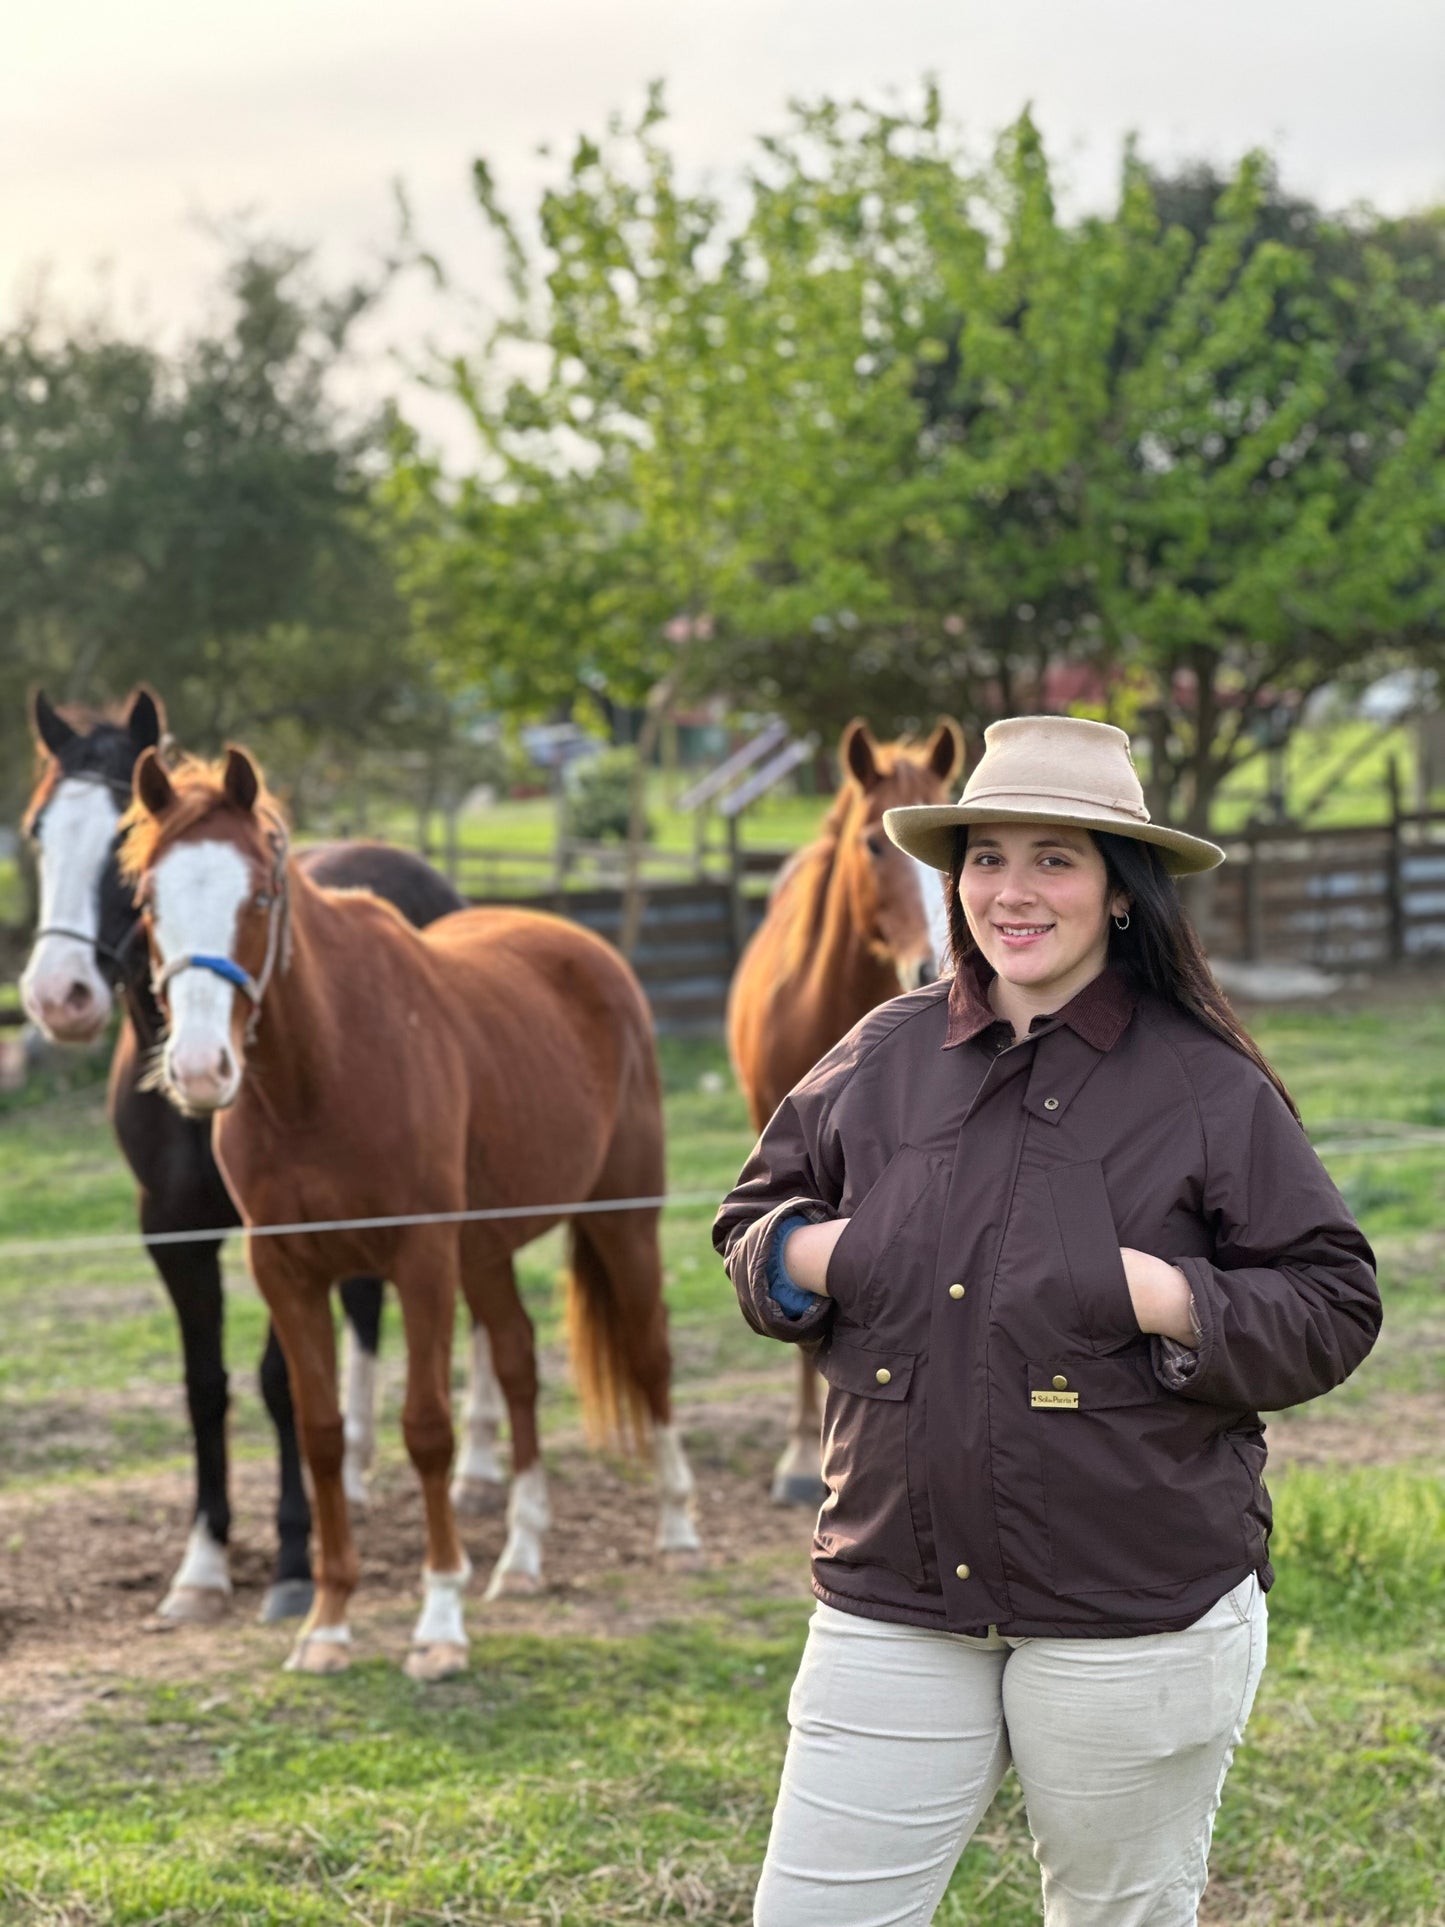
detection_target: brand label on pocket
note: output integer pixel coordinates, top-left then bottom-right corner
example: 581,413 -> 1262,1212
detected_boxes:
1031,1390 -> 1080,1409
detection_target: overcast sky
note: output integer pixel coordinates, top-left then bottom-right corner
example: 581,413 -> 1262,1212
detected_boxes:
7,0 -> 1442,458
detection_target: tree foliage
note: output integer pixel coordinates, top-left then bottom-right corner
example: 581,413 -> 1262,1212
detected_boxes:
0,244 -> 441,820
397,89 -> 1445,829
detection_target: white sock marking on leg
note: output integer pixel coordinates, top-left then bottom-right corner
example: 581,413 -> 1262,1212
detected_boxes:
166,1519 -> 232,1599
341,1325 -> 378,1506
412,1557 -> 473,1648
654,1423 -> 702,1554
451,1324 -> 506,1491
484,1463 -> 551,1598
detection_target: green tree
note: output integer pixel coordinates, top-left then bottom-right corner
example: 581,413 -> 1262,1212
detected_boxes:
0,243 -> 441,821
395,91 -> 1445,833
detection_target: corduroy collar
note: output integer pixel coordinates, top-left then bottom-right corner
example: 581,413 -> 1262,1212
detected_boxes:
943,951 -> 1137,1053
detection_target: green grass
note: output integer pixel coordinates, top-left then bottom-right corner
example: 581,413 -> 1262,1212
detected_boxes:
0,1472 -> 1439,1925
0,1009 -> 1441,1921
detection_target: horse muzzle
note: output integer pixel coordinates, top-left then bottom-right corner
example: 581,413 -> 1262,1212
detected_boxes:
164,1036 -> 241,1114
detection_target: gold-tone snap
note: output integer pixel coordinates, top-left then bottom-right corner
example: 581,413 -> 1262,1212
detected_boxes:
1043,1096 -> 1060,1111
949,1283 -> 965,1300
955,1563 -> 970,1580
875,1367 -> 892,1386
1052,1374 -> 1069,1391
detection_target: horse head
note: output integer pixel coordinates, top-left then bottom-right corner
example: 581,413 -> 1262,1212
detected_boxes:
122,745 -> 288,1114
838,717 -> 963,991
20,687 -> 166,1043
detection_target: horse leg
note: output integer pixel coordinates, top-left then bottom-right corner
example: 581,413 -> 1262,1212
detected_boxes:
457,1240 -> 549,1604
449,1318 -> 507,1516
394,1235 -> 472,1682
570,1211 -> 702,1568
251,1254 -> 358,1675
147,1228 -> 233,1624
256,1321 -> 314,1624
338,1274 -> 384,1510
771,1351 -> 827,1507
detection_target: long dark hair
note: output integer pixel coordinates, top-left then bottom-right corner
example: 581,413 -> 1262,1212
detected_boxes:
944,827 -> 1300,1120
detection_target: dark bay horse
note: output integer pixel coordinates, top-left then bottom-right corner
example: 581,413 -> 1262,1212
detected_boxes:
123,746 -> 700,1678
18,690 -> 504,1624
727,717 -> 962,1502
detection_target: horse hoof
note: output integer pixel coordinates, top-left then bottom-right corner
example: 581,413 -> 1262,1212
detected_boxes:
483,1567 -> 542,1603
404,1641 -> 469,1683
154,1584 -> 231,1626
283,1634 -> 352,1676
258,1579 -> 315,1625
450,1477 -> 507,1517
770,1472 -> 827,1509
659,1546 -> 707,1574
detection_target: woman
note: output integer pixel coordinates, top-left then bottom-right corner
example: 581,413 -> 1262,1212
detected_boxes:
713,716 -> 1380,1927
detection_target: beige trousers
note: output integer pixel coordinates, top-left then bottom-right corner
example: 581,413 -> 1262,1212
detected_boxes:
755,1577 -> 1267,1927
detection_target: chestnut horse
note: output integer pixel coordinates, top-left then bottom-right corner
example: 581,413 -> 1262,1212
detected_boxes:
727,717 -> 963,1502
122,746 -> 700,1678
17,688 -> 505,1624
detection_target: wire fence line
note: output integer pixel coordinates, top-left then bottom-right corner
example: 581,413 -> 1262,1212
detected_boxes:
0,1190 -> 731,1264
0,1120 -> 1442,1265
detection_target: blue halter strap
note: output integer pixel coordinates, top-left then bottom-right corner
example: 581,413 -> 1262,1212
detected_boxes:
155,952 -> 261,1002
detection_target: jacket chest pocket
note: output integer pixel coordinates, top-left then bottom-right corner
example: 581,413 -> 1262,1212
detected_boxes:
827,1145 -> 943,1328
814,1339 -> 927,1587
1028,1357 -> 1254,1594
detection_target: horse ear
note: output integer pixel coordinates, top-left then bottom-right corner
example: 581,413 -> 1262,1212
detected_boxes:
926,718 -> 965,787
222,746 -> 260,813
134,747 -> 176,817
841,719 -> 880,790
31,690 -> 76,757
125,687 -> 165,753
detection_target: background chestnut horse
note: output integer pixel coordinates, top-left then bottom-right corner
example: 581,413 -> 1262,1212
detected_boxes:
17,688 -> 500,1624
727,717 -> 963,1502
123,746 -> 700,1678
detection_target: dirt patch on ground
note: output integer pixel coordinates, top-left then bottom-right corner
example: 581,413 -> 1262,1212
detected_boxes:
1,1368 -> 1440,1737
0,1392 -> 817,1726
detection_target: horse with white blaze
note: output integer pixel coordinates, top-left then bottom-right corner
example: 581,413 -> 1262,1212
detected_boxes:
123,744 -> 701,1679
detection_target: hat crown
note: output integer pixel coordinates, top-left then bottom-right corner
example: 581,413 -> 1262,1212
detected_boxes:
960,716 -> 1149,823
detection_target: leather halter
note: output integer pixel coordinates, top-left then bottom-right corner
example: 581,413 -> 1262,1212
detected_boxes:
150,823 -> 292,1045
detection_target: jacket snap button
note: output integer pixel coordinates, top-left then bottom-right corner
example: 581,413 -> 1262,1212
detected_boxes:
875,1367 -> 892,1385
1052,1374 -> 1069,1391
955,1563 -> 970,1580
1043,1096 -> 1060,1111
949,1282 -> 965,1300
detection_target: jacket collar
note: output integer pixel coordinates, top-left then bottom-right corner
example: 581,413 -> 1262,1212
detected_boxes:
943,950 -> 1136,1053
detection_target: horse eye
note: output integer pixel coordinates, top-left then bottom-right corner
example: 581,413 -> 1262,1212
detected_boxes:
864,832 -> 886,857
252,891 -> 271,911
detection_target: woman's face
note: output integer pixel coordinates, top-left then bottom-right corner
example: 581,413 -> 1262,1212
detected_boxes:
958,823 -> 1130,998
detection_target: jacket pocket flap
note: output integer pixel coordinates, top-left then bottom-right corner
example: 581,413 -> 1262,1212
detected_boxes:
819,1340 -> 916,1400
1028,1355 -> 1158,1411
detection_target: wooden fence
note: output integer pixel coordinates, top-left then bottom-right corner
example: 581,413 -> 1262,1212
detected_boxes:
1208,811 -> 1445,968
466,812 -> 1445,1030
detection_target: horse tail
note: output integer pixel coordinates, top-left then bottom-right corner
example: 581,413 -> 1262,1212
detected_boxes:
563,1220 -> 654,1457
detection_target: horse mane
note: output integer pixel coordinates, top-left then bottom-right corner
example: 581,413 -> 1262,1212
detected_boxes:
119,756 -> 286,884
772,740 -> 943,982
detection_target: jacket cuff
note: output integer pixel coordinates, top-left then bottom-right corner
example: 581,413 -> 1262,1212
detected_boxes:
1152,1256 -> 1218,1397
733,1197 -> 836,1343
767,1214 -> 821,1318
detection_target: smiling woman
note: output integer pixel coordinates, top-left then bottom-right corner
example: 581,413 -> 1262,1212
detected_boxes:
715,714 -> 1381,1927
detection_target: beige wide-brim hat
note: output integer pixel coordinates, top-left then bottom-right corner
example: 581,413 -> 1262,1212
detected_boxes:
884,716 -> 1225,876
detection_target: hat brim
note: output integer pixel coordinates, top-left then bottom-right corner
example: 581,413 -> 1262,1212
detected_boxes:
882,802 -> 1225,876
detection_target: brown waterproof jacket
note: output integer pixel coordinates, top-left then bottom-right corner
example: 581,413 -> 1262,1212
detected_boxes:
713,961 -> 1381,1637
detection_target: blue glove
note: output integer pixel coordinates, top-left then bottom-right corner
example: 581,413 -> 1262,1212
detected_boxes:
767,1213 -> 824,1319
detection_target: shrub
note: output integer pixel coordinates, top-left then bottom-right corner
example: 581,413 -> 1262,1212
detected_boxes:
562,748 -> 651,844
